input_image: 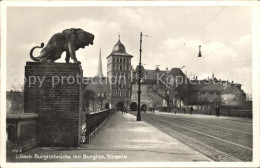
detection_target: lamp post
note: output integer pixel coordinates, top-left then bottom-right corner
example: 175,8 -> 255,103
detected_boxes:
137,32 -> 143,121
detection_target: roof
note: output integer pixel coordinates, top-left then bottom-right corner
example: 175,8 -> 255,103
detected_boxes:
134,65 -> 166,79
133,65 -> 166,84
200,83 -> 224,92
221,84 -> 245,95
190,80 -> 245,96
146,69 -> 166,79
107,39 -> 133,58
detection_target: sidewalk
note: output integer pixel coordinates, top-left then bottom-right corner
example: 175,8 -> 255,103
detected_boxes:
7,112 -> 211,162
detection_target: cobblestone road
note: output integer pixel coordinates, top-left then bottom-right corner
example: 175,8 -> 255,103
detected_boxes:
130,111 -> 252,162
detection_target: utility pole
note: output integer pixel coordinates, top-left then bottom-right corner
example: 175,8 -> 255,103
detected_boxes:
186,70 -> 188,112
137,32 -> 142,121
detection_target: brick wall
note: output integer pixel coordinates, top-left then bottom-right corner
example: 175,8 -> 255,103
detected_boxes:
24,62 -> 83,147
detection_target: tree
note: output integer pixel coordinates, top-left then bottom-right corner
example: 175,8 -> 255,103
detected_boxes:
148,77 -> 171,112
83,89 -> 95,113
83,77 -> 110,112
11,84 -> 24,92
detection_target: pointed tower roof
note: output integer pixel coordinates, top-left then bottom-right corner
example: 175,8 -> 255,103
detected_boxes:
96,48 -> 103,77
107,35 -> 133,58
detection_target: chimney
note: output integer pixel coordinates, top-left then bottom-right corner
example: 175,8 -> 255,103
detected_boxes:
166,67 -> 169,73
231,81 -> 235,86
212,73 -> 215,80
236,84 -> 241,89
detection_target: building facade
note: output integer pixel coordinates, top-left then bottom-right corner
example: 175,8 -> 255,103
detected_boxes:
106,37 -> 133,109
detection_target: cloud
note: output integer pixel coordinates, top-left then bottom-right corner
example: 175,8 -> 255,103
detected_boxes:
6,7 -> 253,94
142,34 -> 252,93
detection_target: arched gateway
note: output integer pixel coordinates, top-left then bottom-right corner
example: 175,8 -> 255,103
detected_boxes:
141,104 -> 147,111
130,102 -> 137,111
116,102 -> 124,111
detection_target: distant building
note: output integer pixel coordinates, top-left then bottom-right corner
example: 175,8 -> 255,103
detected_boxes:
130,66 -> 167,110
189,74 -> 247,109
130,66 -> 189,111
106,36 -> 133,110
83,36 -> 249,112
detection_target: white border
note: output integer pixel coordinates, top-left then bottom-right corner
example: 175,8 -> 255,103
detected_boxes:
1,1 -> 259,168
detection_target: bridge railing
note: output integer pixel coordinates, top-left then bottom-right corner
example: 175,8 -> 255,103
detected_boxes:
83,109 -> 115,144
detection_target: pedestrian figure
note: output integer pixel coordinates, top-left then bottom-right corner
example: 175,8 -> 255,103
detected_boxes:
143,106 -> 146,113
183,108 -> 186,114
228,109 -> 231,117
152,107 -> 155,114
215,105 -> 220,117
121,107 -> 124,114
190,107 -> 193,115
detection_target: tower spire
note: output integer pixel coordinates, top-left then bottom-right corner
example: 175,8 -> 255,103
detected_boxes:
97,48 -> 103,77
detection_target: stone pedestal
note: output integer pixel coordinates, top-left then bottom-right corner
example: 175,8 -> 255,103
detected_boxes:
6,113 -> 38,155
24,62 -> 83,147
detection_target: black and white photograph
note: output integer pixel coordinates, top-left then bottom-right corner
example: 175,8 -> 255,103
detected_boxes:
1,1 -> 259,168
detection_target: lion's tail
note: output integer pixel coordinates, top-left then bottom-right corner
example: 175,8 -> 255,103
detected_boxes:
30,43 -> 44,62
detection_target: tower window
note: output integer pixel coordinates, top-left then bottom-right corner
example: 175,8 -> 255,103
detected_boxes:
120,65 -> 122,70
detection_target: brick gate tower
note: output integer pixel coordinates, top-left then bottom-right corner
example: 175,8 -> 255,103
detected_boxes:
107,35 -> 133,109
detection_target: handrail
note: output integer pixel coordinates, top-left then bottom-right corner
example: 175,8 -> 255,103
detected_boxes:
82,109 -> 115,144
88,109 -> 110,115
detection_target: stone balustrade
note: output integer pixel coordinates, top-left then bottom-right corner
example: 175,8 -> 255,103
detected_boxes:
6,113 -> 38,155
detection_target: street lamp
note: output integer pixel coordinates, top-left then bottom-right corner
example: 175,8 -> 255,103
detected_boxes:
198,45 -> 202,57
137,32 -> 143,121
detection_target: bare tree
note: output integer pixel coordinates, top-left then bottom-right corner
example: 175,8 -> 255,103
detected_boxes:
83,89 -> 95,113
148,80 -> 171,112
11,84 -> 24,92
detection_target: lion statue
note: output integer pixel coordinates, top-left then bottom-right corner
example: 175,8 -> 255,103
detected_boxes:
30,28 -> 94,63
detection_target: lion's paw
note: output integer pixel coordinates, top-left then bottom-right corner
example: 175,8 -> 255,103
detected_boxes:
74,60 -> 81,64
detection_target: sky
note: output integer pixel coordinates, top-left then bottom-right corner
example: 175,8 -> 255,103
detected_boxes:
6,5 -> 253,94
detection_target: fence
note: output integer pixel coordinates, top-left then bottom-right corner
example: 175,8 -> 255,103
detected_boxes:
186,109 -> 252,118
82,109 -> 115,144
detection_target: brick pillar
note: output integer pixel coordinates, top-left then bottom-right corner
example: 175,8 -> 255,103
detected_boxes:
24,62 -> 83,147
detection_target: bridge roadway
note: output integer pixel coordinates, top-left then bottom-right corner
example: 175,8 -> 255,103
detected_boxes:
7,111 -> 252,162
8,112 -> 211,162
130,111 -> 252,162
